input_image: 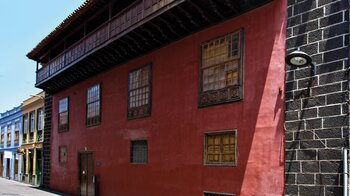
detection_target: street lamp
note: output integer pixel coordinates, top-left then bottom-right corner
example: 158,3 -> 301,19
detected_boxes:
285,49 -> 316,75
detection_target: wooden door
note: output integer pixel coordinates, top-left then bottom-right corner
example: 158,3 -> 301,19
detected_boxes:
6,159 -> 10,179
36,149 -> 42,185
79,152 -> 94,196
28,149 -> 33,183
14,158 -> 18,180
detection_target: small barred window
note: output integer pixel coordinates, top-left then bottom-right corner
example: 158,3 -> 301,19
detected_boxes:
131,140 -> 148,164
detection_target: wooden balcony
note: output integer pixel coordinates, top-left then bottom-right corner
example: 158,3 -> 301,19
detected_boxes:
36,0 -> 272,93
37,0 -> 179,84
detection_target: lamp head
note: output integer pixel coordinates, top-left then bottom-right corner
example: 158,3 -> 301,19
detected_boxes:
285,50 -> 312,67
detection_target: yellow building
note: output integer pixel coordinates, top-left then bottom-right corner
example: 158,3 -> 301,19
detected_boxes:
21,92 -> 44,185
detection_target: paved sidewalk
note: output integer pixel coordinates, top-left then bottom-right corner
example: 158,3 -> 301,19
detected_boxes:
0,178 -> 68,196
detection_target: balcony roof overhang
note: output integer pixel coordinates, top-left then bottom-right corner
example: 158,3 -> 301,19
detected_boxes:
27,0 -> 110,60
32,0 -> 273,94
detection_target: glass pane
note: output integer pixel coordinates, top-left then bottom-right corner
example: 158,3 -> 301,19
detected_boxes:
59,97 -> 68,113
87,84 -> 100,103
59,112 -> 68,125
202,32 -> 240,68
222,154 -> 235,162
201,31 -> 241,97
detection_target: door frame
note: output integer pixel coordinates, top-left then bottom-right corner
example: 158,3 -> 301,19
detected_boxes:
78,151 -> 94,196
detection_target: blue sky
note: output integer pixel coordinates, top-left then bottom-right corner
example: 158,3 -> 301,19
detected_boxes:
0,1 -> 85,112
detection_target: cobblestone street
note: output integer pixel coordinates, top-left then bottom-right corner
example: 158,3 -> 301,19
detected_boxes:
0,178 -> 66,196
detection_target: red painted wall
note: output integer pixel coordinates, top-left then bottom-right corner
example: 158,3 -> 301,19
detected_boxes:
50,1 -> 286,195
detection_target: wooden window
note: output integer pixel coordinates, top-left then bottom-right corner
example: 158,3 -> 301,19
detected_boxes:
29,112 -> 35,143
14,131 -> 19,145
86,84 -> 101,126
14,121 -> 20,145
22,114 -> 29,143
37,108 -> 44,142
29,112 -> 35,132
199,30 -> 244,107
37,108 -> 44,131
59,146 -> 67,164
15,121 -> 20,132
205,131 -> 237,166
204,192 -> 236,196
23,114 -> 29,133
128,64 -> 152,119
58,97 -> 69,132
7,125 -> 11,146
130,140 -> 148,164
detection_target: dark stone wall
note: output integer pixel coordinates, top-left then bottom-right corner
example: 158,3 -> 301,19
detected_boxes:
285,0 -> 349,195
41,94 -> 52,188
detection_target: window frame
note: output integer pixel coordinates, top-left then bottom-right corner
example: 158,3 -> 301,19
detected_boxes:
58,97 -> 69,132
86,84 -> 101,127
198,29 -> 244,108
127,64 -> 152,120
203,130 -> 237,166
130,140 -> 148,164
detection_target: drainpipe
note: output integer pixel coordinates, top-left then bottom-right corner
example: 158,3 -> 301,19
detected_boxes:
344,148 -> 348,196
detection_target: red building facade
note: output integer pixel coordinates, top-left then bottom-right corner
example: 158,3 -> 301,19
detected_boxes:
28,0 -> 286,195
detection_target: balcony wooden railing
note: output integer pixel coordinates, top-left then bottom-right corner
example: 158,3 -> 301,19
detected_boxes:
36,0 -> 176,84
